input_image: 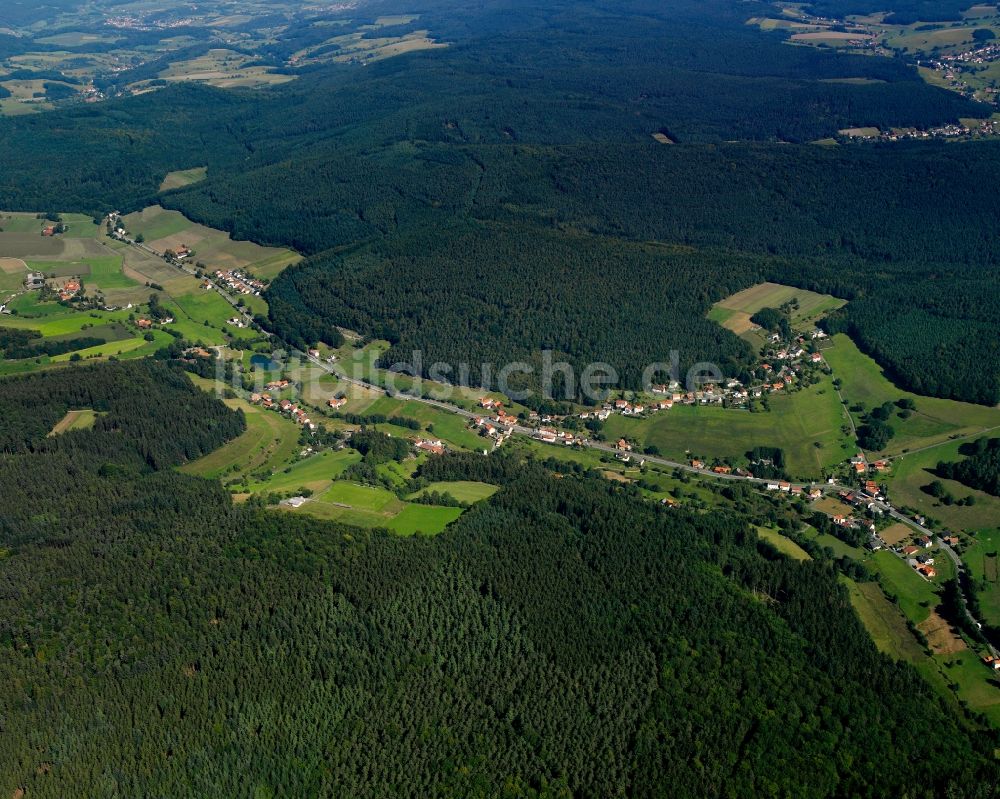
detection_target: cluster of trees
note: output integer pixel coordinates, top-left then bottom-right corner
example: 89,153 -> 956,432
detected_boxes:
349,427 -> 412,465
1,398 -> 997,795
747,446 -> 787,479
936,437 -> 1000,497
857,401 -> 899,451
0,327 -> 102,360
750,307 -> 792,340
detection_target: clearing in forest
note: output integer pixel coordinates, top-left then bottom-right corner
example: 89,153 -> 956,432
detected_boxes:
708,281 -> 845,344
48,409 -> 102,436
159,167 -> 208,192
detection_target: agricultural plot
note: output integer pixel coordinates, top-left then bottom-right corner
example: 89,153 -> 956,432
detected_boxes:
121,205 -> 300,279
0,257 -> 27,294
602,373 -> 854,479
24,255 -> 139,295
847,576 -> 993,724
2,212 -> 99,238
0,284 -> 178,370
799,525 -> 865,559
409,481 -> 499,504
287,480 -> 463,535
887,23 -> 1000,54
159,167 -> 208,192
363,395 -> 487,450
155,49 -> 295,89
48,409 -> 103,436
843,577 -> 926,662
291,28 -> 447,67
0,212 -> 261,366
838,126 -> 882,137
936,650 -> 1000,727
245,448 -> 361,496
825,334 -> 1000,455
881,522 -> 914,547
385,504 -> 463,536
708,282 -> 846,347
917,611 -> 967,656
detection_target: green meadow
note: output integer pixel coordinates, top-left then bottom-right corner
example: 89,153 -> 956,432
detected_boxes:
867,549 -> 939,624
159,167 -> 208,192
409,481 -> 499,504
756,525 -> 811,561
247,449 -> 362,495
824,334 -> 1000,456
122,205 -> 300,280
364,395 -> 486,450
287,480 -> 463,535
385,504 -> 463,536
602,373 -> 854,479
964,529 -> 1000,628
181,396 -> 302,484
886,439 -> 1000,534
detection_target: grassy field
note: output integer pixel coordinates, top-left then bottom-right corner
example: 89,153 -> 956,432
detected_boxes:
288,480 -> 463,535
799,524 -> 866,559
824,334 -> 1000,456
756,526 -> 811,560
385,504 -> 463,536
121,205 -> 300,279
247,449 -> 362,496
887,22 -> 1000,53
47,408 -> 102,435
708,281 -> 846,346
886,439 -> 1000,534
409,481 -> 499,504
936,649 -> 1000,728
180,396 -> 302,483
868,550 -> 939,624
156,49 -> 295,89
159,167 -> 207,192
602,373 -> 854,479
24,255 -> 139,293
0,286 -> 183,370
843,577 -> 926,661
292,30 -> 446,66
364,395 -> 487,450
965,529 -> 1000,628
841,577 -> 984,725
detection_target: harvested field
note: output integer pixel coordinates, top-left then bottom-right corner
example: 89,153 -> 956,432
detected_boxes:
918,611 -> 967,655
0,257 -> 27,273
881,522 -> 913,547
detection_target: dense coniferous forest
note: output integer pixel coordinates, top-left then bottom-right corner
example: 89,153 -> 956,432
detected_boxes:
937,437 -> 1000,497
0,0 -> 997,402
268,224 -> 762,393
0,366 -> 998,796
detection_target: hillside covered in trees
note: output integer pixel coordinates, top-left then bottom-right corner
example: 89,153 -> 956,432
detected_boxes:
0,0 -> 997,404
0,365 -> 998,796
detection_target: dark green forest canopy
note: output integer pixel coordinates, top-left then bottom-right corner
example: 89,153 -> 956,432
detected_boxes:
0,366 -> 998,796
937,437 -> 1000,497
0,0 -> 997,402
804,0 -> 975,24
